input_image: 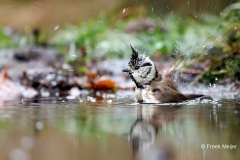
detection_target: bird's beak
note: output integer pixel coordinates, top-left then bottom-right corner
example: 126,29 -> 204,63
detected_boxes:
122,68 -> 130,73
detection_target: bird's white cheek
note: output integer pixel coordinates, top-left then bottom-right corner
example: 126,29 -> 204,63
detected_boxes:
132,72 -> 137,78
133,72 -> 140,81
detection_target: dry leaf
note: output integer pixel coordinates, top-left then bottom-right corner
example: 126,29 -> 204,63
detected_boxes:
92,80 -> 115,90
86,73 -> 116,90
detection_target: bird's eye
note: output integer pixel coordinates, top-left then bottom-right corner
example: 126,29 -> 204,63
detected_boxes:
134,66 -> 140,70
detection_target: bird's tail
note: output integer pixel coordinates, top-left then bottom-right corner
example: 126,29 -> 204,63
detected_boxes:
184,94 -> 205,100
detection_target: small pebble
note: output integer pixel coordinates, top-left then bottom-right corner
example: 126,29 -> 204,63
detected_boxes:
66,95 -> 76,100
107,100 -> 112,104
87,96 -> 96,103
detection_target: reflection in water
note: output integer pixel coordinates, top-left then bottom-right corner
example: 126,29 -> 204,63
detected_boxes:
128,105 -> 181,160
128,117 -> 158,155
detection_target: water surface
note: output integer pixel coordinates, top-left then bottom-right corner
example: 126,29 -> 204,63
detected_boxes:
0,96 -> 239,160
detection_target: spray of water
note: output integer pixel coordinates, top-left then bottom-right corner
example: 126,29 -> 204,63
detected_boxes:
168,0 -> 235,84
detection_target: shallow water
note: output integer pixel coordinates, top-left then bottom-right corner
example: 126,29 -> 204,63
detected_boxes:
0,95 -> 240,160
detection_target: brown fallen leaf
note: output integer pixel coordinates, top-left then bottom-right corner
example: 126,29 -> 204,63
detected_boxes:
92,80 -> 115,90
86,73 -> 116,91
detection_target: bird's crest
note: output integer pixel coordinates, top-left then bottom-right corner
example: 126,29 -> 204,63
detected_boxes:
129,45 -> 148,66
129,45 -> 139,66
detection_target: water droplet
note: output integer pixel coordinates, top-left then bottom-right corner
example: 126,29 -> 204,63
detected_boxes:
123,8 -> 126,13
54,25 -> 59,30
35,122 -> 44,130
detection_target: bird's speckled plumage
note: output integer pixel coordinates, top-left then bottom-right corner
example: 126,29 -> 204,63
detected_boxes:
127,45 -> 158,87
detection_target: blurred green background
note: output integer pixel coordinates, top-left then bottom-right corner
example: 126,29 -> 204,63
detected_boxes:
1,0 -> 240,85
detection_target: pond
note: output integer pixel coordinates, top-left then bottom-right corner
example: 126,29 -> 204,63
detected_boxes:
0,94 -> 239,160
